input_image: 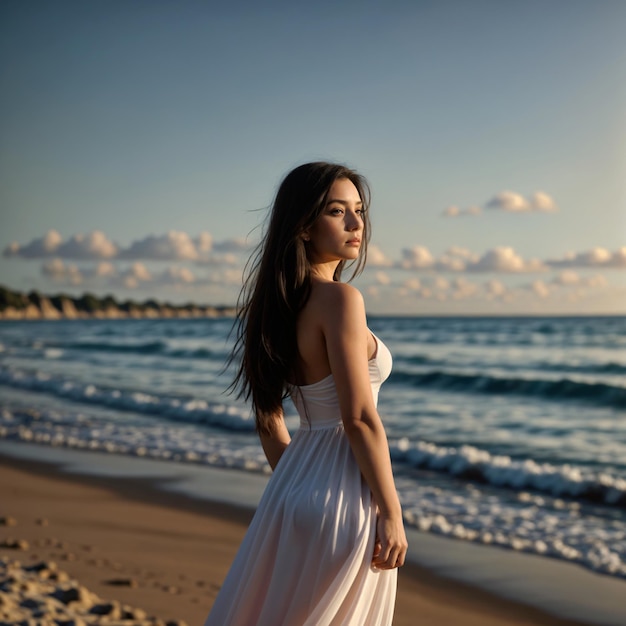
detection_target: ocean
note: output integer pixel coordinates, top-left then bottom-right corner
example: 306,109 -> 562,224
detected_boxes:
1,315 -> 624,580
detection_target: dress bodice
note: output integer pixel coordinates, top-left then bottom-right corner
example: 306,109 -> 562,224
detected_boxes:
289,333 -> 392,430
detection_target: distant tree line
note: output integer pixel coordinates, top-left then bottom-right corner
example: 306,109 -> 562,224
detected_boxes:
0,285 -> 234,316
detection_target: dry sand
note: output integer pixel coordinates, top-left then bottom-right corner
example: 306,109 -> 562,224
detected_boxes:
0,455 -> 592,626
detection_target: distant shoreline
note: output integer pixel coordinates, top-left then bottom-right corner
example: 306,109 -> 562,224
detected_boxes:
1,285 -> 623,321
0,285 -> 236,321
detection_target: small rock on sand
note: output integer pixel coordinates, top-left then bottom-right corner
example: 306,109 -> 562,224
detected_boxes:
104,578 -> 138,588
123,605 -> 147,620
51,584 -> 91,605
25,561 -> 49,572
25,560 -> 58,577
89,601 -> 122,618
0,516 -> 17,526
47,570 -> 70,583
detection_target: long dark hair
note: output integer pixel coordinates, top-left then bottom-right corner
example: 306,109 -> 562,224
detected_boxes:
231,162 -> 371,435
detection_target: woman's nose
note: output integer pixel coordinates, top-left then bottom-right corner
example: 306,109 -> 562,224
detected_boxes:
346,212 -> 362,230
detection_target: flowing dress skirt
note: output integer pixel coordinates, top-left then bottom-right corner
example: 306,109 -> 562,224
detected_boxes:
204,423 -> 397,626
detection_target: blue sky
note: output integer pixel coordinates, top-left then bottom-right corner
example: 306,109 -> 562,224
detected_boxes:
1,0 -> 625,314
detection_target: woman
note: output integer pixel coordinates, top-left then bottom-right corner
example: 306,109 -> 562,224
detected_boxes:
205,162 -> 407,626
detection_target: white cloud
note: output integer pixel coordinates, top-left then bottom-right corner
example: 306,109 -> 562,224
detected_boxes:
112,263 -> 153,289
547,247 -> 626,269
40,258 -> 208,291
111,263 -> 198,289
402,278 -> 422,291
196,232 -> 213,253
120,231 -> 199,261
437,256 -> 467,271
41,258 -> 83,284
108,261 -> 154,289
446,246 -> 478,260
57,230 -> 118,259
431,276 -> 449,291
487,191 -> 528,212
613,247 -> 626,267
115,231 -> 250,263
390,268 -> 618,309
396,245 -> 546,273
2,229 -> 254,264
437,247 -> 479,271
392,244 -> 626,276
450,277 -> 479,299
485,279 -> 507,297
207,268 -> 244,286
123,276 -> 139,289
157,266 -> 196,284
486,190 -> 558,213
550,272 -> 608,290
583,274 -> 608,288
552,270 -> 580,286
195,253 -> 241,267
530,280 -> 550,298
442,205 -> 482,217
95,262 -> 117,277
445,189 -> 557,217
4,229 -> 117,259
213,237 -> 252,253
4,230 -> 63,258
466,247 -> 545,273
400,246 -> 435,269
128,262 -> 152,282
443,206 -> 460,217
375,271 -> 391,285
530,191 -> 558,212
367,244 -> 393,267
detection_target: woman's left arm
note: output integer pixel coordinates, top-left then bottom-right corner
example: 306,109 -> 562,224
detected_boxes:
258,409 -> 291,470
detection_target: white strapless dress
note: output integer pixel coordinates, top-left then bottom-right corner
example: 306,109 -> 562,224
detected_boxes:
204,334 -> 397,626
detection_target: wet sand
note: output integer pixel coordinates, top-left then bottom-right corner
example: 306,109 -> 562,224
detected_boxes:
0,454 -> 593,626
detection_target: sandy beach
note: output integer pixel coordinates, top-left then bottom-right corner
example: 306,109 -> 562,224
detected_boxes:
0,453 -> 596,626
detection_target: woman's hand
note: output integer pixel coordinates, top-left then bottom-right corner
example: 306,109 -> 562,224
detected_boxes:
372,513 -> 408,570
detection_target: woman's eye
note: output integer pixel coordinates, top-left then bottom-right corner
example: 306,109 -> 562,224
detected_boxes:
329,208 -> 343,215
356,209 -> 365,216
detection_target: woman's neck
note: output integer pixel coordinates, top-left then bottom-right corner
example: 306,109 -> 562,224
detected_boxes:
310,262 -> 339,282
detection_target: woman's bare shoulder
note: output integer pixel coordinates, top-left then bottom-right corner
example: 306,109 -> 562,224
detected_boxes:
309,281 -> 365,320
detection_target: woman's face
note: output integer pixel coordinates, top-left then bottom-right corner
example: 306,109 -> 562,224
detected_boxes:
305,178 -> 365,265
